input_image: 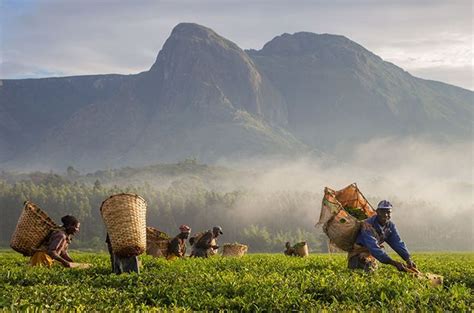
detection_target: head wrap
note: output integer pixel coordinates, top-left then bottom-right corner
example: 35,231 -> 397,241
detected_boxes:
179,224 -> 191,233
61,215 -> 79,227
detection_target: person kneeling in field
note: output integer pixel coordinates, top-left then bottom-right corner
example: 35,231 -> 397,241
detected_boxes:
30,215 -> 80,268
190,226 -> 223,258
348,200 -> 416,273
167,224 -> 191,260
284,242 -> 297,256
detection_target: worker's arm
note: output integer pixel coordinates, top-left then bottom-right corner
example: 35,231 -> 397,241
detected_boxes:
60,250 -> 74,262
385,223 -> 413,265
359,227 -> 393,264
47,232 -> 71,267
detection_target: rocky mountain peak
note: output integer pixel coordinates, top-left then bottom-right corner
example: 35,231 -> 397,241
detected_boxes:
257,31 -> 374,60
147,22 -> 288,125
149,23 -> 240,72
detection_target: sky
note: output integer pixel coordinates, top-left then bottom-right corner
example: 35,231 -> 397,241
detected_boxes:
1,0 -> 472,90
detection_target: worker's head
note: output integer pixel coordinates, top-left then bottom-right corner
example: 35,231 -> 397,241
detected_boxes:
212,226 -> 223,237
61,215 -> 80,235
179,224 -> 191,239
376,200 -> 393,225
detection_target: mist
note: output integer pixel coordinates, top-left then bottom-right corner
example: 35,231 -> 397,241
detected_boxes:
0,137 -> 471,251
214,137 -> 473,251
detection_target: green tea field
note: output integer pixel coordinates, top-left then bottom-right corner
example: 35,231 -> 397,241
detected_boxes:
1,251 -> 472,311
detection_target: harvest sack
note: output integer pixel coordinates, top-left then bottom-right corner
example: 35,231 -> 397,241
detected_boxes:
10,201 -> 59,256
146,227 -> 170,257
100,193 -> 147,257
406,267 -> 444,287
222,243 -> 248,257
293,242 -> 309,257
317,183 -> 375,252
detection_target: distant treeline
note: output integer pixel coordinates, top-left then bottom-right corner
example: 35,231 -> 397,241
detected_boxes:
1,163 -> 471,253
0,170 -> 327,253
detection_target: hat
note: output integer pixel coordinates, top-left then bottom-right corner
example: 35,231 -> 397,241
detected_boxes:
212,226 -> 223,235
179,224 -> 191,233
61,215 -> 79,227
377,200 -> 393,210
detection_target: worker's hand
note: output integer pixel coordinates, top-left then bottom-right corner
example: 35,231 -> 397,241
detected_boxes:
391,260 -> 406,272
406,259 -> 416,269
63,261 -> 72,268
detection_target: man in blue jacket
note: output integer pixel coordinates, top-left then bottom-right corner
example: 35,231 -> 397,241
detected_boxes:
348,200 -> 416,273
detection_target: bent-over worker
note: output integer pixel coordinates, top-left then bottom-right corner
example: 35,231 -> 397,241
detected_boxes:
191,226 -> 223,258
167,224 -> 191,259
30,215 -> 80,267
348,200 -> 416,273
284,241 -> 297,256
106,233 -> 140,274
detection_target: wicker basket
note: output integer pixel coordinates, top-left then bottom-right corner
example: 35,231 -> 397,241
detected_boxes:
222,243 -> 248,257
100,193 -> 147,257
324,209 -> 362,252
10,201 -> 58,256
294,242 -> 309,257
146,227 -> 170,257
318,184 -> 375,252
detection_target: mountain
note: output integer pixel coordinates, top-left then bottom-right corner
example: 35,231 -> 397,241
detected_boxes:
0,23 -> 306,171
247,32 -> 472,148
0,23 -> 472,171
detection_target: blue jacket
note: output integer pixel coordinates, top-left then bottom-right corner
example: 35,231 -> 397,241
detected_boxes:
355,215 -> 410,264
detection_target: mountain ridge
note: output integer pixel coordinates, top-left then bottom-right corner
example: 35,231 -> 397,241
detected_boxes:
0,22 -> 471,171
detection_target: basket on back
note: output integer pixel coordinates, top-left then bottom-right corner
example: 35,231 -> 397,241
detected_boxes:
222,243 -> 248,257
10,201 -> 59,256
100,193 -> 147,257
190,231 -> 218,256
146,227 -> 170,257
317,183 -> 375,252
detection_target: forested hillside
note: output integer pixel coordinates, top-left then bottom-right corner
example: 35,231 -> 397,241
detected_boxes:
1,161 -> 471,252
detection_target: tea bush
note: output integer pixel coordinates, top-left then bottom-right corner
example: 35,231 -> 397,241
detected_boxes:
0,251 -> 472,311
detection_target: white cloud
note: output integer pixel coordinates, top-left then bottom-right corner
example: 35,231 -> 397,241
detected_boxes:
0,0 -> 472,89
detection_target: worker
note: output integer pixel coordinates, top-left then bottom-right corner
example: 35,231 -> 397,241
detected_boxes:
106,233 -> 140,274
284,241 -> 297,256
167,224 -> 191,259
190,226 -> 223,258
30,215 -> 80,267
348,200 -> 416,273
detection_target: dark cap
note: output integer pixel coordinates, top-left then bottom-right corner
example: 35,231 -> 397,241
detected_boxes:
212,226 -> 223,235
377,200 -> 393,210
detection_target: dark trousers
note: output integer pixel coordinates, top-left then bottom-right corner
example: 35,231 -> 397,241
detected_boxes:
347,244 -> 378,273
111,254 -> 139,274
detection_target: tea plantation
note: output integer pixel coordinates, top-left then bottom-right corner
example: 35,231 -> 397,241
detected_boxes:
1,251 -> 472,311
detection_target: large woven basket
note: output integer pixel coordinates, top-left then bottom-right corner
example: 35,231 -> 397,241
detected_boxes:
146,227 -> 170,258
294,242 -> 309,257
100,193 -> 147,257
222,243 -> 248,257
10,201 -> 58,256
324,209 -> 362,252
317,183 -> 375,252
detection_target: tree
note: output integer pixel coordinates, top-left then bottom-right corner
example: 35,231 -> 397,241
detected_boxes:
66,166 -> 80,179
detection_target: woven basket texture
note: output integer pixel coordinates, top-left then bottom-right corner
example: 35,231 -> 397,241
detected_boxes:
100,193 -> 147,256
222,243 -> 248,257
10,201 -> 58,256
295,242 -> 309,257
146,227 -> 170,257
324,210 -> 361,252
